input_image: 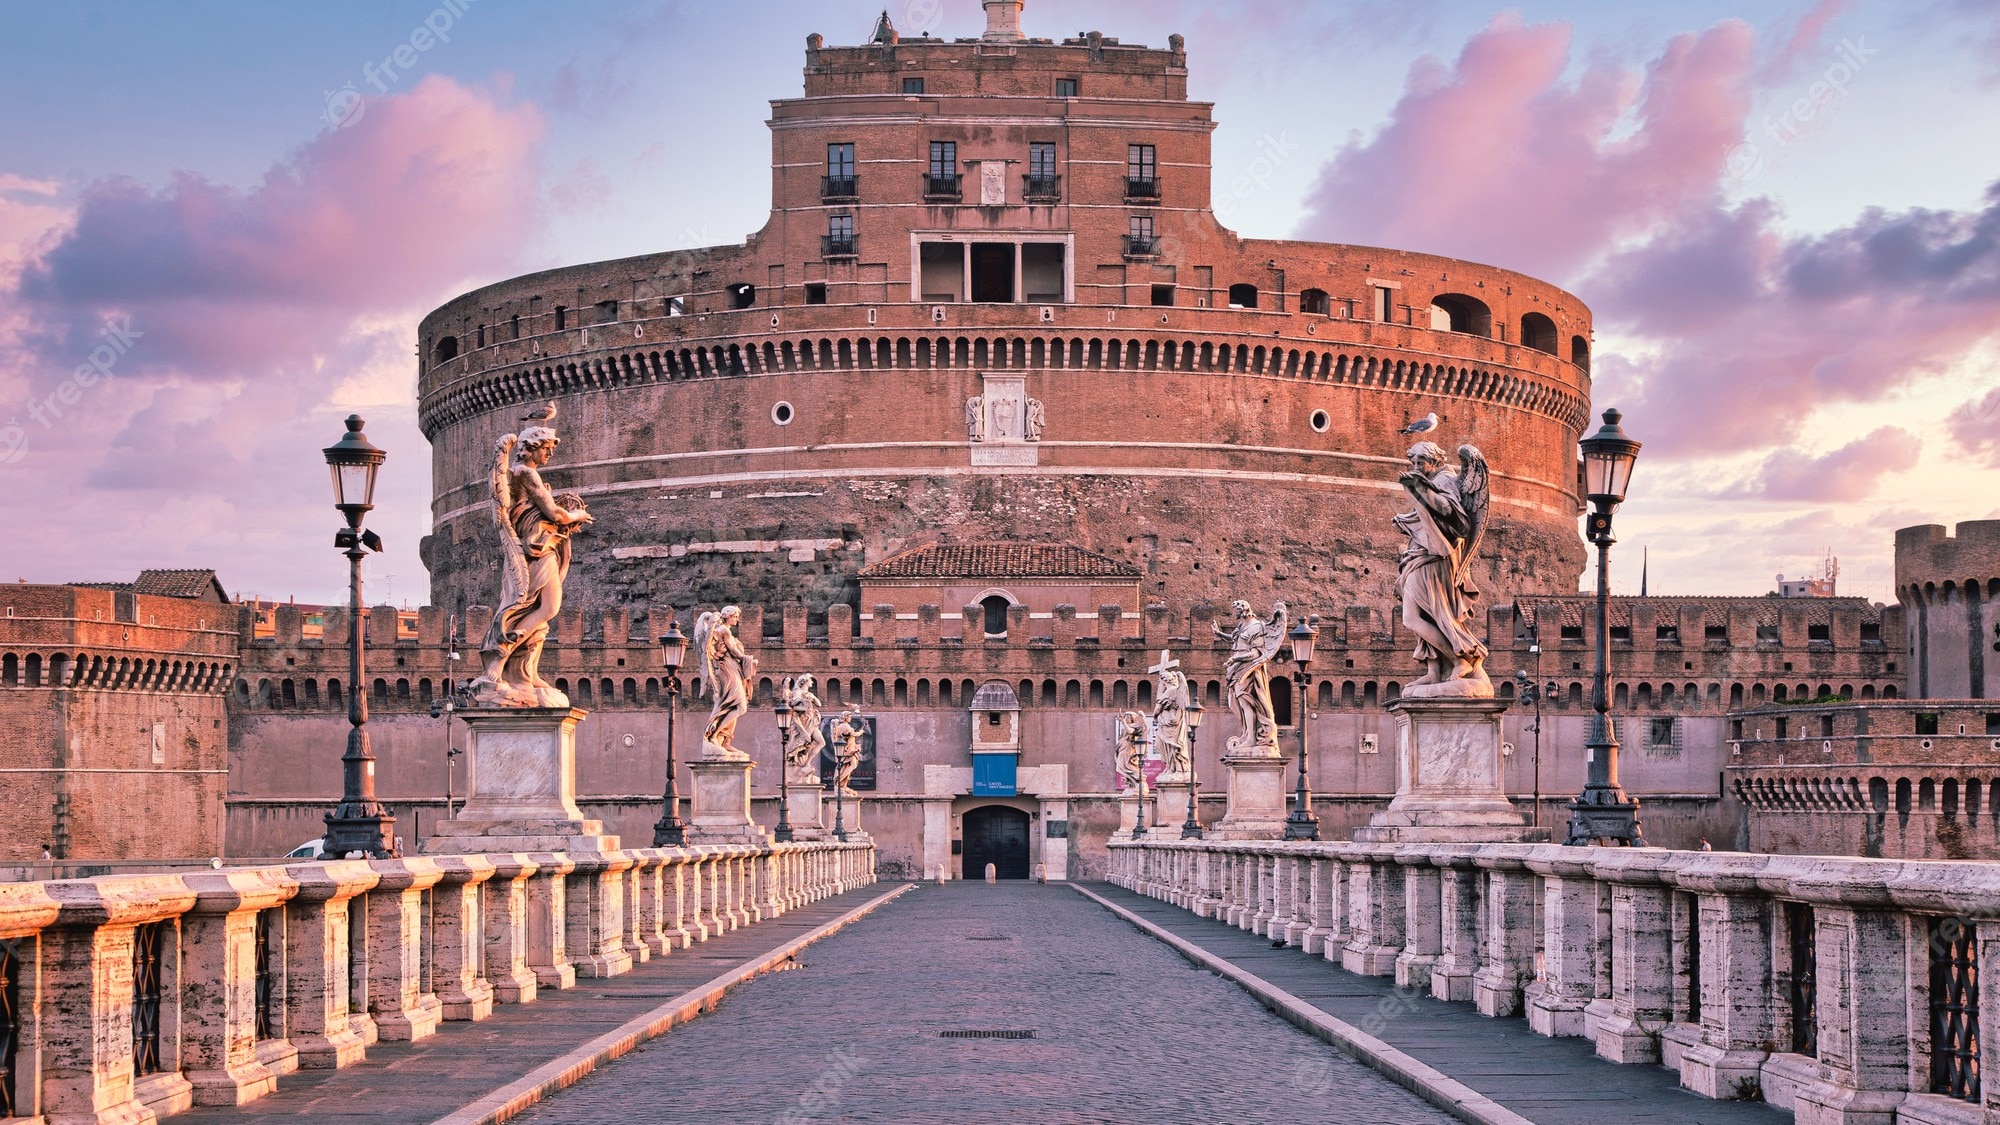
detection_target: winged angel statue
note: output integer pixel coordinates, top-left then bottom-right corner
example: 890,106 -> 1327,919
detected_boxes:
692,606 -> 758,760
1392,440 -> 1493,698
467,402 -> 593,708
1214,600 -> 1288,756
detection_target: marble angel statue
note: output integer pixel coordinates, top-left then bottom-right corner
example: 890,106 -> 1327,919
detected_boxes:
1393,440 -> 1493,698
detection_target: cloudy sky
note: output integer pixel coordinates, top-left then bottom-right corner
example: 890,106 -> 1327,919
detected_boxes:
2,0 -> 1997,606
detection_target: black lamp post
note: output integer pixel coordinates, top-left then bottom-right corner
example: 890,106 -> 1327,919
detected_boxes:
653,622 -> 688,846
1565,408 -> 1647,847
1181,696 -> 1205,839
322,415 -> 396,858
1284,619 -> 1320,841
1131,721 -> 1150,840
831,745 -> 849,843
1514,670 -> 1557,833
428,696 -> 461,817
773,697 -> 795,842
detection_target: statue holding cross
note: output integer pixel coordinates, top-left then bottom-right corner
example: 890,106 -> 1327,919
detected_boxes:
1150,648 -> 1193,782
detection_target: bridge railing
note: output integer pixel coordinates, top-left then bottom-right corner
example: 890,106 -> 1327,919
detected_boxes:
0,840 -> 875,1122
1108,840 -> 2000,1123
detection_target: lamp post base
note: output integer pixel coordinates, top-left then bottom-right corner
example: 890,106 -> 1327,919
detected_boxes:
1564,789 -> 1646,847
324,806 -> 396,858
1283,806 -> 1320,841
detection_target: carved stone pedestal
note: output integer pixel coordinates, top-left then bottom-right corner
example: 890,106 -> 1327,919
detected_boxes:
687,758 -> 771,845
1152,780 -> 1192,832
1354,697 -> 1539,844
784,781 -> 829,840
1210,755 -> 1288,839
1117,791 -> 1153,836
424,707 -> 618,853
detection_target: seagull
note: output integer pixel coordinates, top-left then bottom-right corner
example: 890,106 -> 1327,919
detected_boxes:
1399,412 -> 1438,436
521,401 -> 558,424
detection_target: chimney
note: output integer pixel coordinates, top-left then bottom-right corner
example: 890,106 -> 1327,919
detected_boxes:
982,0 -> 1024,42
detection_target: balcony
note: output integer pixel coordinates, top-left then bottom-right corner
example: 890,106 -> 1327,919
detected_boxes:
1124,236 -> 1159,259
821,236 -> 857,259
1125,177 -> 1160,202
923,173 -> 962,201
1022,174 -> 1062,202
821,175 -> 858,200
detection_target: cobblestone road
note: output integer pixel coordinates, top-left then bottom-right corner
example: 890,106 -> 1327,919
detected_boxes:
517,881 -> 1456,1125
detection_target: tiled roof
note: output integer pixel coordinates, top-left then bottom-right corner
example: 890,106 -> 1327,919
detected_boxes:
1516,595 -> 1883,630
860,543 -> 1142,580
70,569 -> 228,602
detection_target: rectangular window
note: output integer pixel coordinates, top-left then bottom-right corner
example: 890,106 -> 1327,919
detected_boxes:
1022,243 -> 1065,303
1987,713 -> 2000,735
1151,284 -> 1176,307
554,305 -> 567,330
1918,712 -> 1941,736
1127,144 -> 1157,197
1705,624 -> 1729,642
903,77 -> 925,94
1029,142 -> 1056,179
927,141 -> 958,196
1646,717 -> 1678,758
1808,623 -> 1831,641
1128,215 -> 1154,243
1373,285 -> 1394,322
1056,77 -> 1078,98
1822,714 -> 1835,737
804,282 -> 826,305
825,143 -> 856,197
824,214 -> 854,258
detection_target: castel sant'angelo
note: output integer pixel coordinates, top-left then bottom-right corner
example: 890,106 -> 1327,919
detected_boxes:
414,0 -> 1592,619
25,2 -> 1984,879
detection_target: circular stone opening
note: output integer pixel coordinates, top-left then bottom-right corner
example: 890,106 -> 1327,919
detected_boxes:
771,401 -> 795,426
1309,409 -> 1330,433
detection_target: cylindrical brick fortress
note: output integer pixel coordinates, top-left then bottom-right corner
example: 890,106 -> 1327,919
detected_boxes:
417,13 -> 1592,619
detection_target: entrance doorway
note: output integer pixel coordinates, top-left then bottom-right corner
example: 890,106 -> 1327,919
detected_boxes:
962,805 -> 1030,879
971,244 -> 1015,302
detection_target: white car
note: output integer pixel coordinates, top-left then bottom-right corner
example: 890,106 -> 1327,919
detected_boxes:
284,838 -> 328,859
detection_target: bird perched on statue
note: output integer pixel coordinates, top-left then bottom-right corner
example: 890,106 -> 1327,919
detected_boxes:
521,401 -> 558,424
1400,412 -> 1439,435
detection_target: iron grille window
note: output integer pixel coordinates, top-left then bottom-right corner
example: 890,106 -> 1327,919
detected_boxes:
0,939 -> 18,1117
1025,143 -> 1059,199
927,142 -> 959,196
1127,215 -> 1156,256
824,144 -> 856,198
1056,77 -> 1078,97
1127,144 -> 1158,197
254,908 -> 277,1041
133,920 -> 166,1076
824,214 -> 855,257
1787,902 -> 1818,1057
1930,916 -> 1981,1102
903,77 -> 925,94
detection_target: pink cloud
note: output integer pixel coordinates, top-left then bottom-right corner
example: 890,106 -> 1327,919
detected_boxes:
1725,426 -> 1921,501
1295,14 -> 1756,279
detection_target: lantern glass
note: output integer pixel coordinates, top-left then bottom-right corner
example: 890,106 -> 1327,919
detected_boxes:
1288,620 -> 1315,666
659,624 -> 688,671
1186,697 -> 1204,730
323,415 -> 385,512
1578,408 -> 1640,506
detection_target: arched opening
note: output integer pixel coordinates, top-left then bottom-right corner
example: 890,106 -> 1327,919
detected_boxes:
1271,675 -> 1294,727
1227,283 -> 1259,309
433,335 -> 459,363
1299,288 -> 1329,315
727,283 -> 756,309
1520,312 -> 1558,354
982,595 -> 1011,637
961,805 -> 1030,880
1428,293 -> 1491,337
1571,335 -> 1591,372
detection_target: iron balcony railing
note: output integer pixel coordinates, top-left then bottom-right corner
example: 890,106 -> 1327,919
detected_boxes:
821,175 -> 858,199
1125,177 -> 1161,200
923,173 -> 962,200
1022,174 -> 1062,201
1124,236 -> 1160,258
822,236 -> 857,258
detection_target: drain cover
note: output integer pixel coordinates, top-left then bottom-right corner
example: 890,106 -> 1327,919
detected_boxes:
940,1029 -> 1035,1040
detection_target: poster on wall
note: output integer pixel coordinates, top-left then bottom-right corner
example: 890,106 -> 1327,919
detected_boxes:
817,714 -> 877,791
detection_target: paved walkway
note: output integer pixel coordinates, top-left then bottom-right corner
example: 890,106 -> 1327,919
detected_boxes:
174,885 -> 901,1125
516,881 -> 1457,1125
1082,882 -> 1789,1125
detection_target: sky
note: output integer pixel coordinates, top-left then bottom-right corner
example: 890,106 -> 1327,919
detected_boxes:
1,0 -> 1998,607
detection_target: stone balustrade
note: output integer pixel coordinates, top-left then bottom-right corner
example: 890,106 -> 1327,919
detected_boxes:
0,841 -> 874,1122
1109,839 -> 2000,1125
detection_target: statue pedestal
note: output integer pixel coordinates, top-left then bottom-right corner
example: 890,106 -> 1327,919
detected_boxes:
783,781 -> 829,840
825,789 -> 871,843
686,758 -> 770,846
1210,755 -> 1289,840
1153,780 -> 1193,832
1117,791 -> 1151,836
1353,697 -> 1541,844
424,707 -> 617,853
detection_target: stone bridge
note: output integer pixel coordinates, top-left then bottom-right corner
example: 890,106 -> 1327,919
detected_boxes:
2,840 -> 1994,1123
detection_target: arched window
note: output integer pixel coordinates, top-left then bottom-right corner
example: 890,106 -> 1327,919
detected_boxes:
1227,284 -> 1259,309
1427,293 -> 1491,337
982,595 -> 1011,636
1571,335 -> 1591,372
433,335 -> 459,363
1520,312 -> 1558,354
1271,675 -> 1294,727
1299,288 -> 1329,315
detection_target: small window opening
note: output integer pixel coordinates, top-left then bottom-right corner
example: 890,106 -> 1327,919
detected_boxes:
433,335 -> 458,362
1227,284 -> 1259,309
904,77 -> 926,95
1151,284 -> 1175,307
805,283 -> 827,305
982,596 -> 1010,636
1056,77 -> 1078,98
727,284 -> 756,310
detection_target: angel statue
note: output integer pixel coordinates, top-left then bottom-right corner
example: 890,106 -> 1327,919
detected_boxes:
1150,650 -> 1193,782
780,674 -> 826,782
1214,600 -> 1288,757
693,606 -> 758,759
1113,710 -> 1150,791
1393,440 -> 1494,698
829,711 -> 865,793
467,401 -> 594,708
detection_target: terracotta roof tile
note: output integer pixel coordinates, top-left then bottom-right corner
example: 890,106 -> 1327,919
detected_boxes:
860,543 -> 1141,580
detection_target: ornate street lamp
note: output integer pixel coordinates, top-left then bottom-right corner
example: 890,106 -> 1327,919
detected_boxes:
1180,695 -> 1205,839
1565,408 -> 1647,847
653,622 -> 688,846
1284,619 -> 1320,841
1131,719 -> 1150,840
427,695 -> 461,817
1514,670 -> 1557,833
772,696 -> 795,842
321,416 -> 395,858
